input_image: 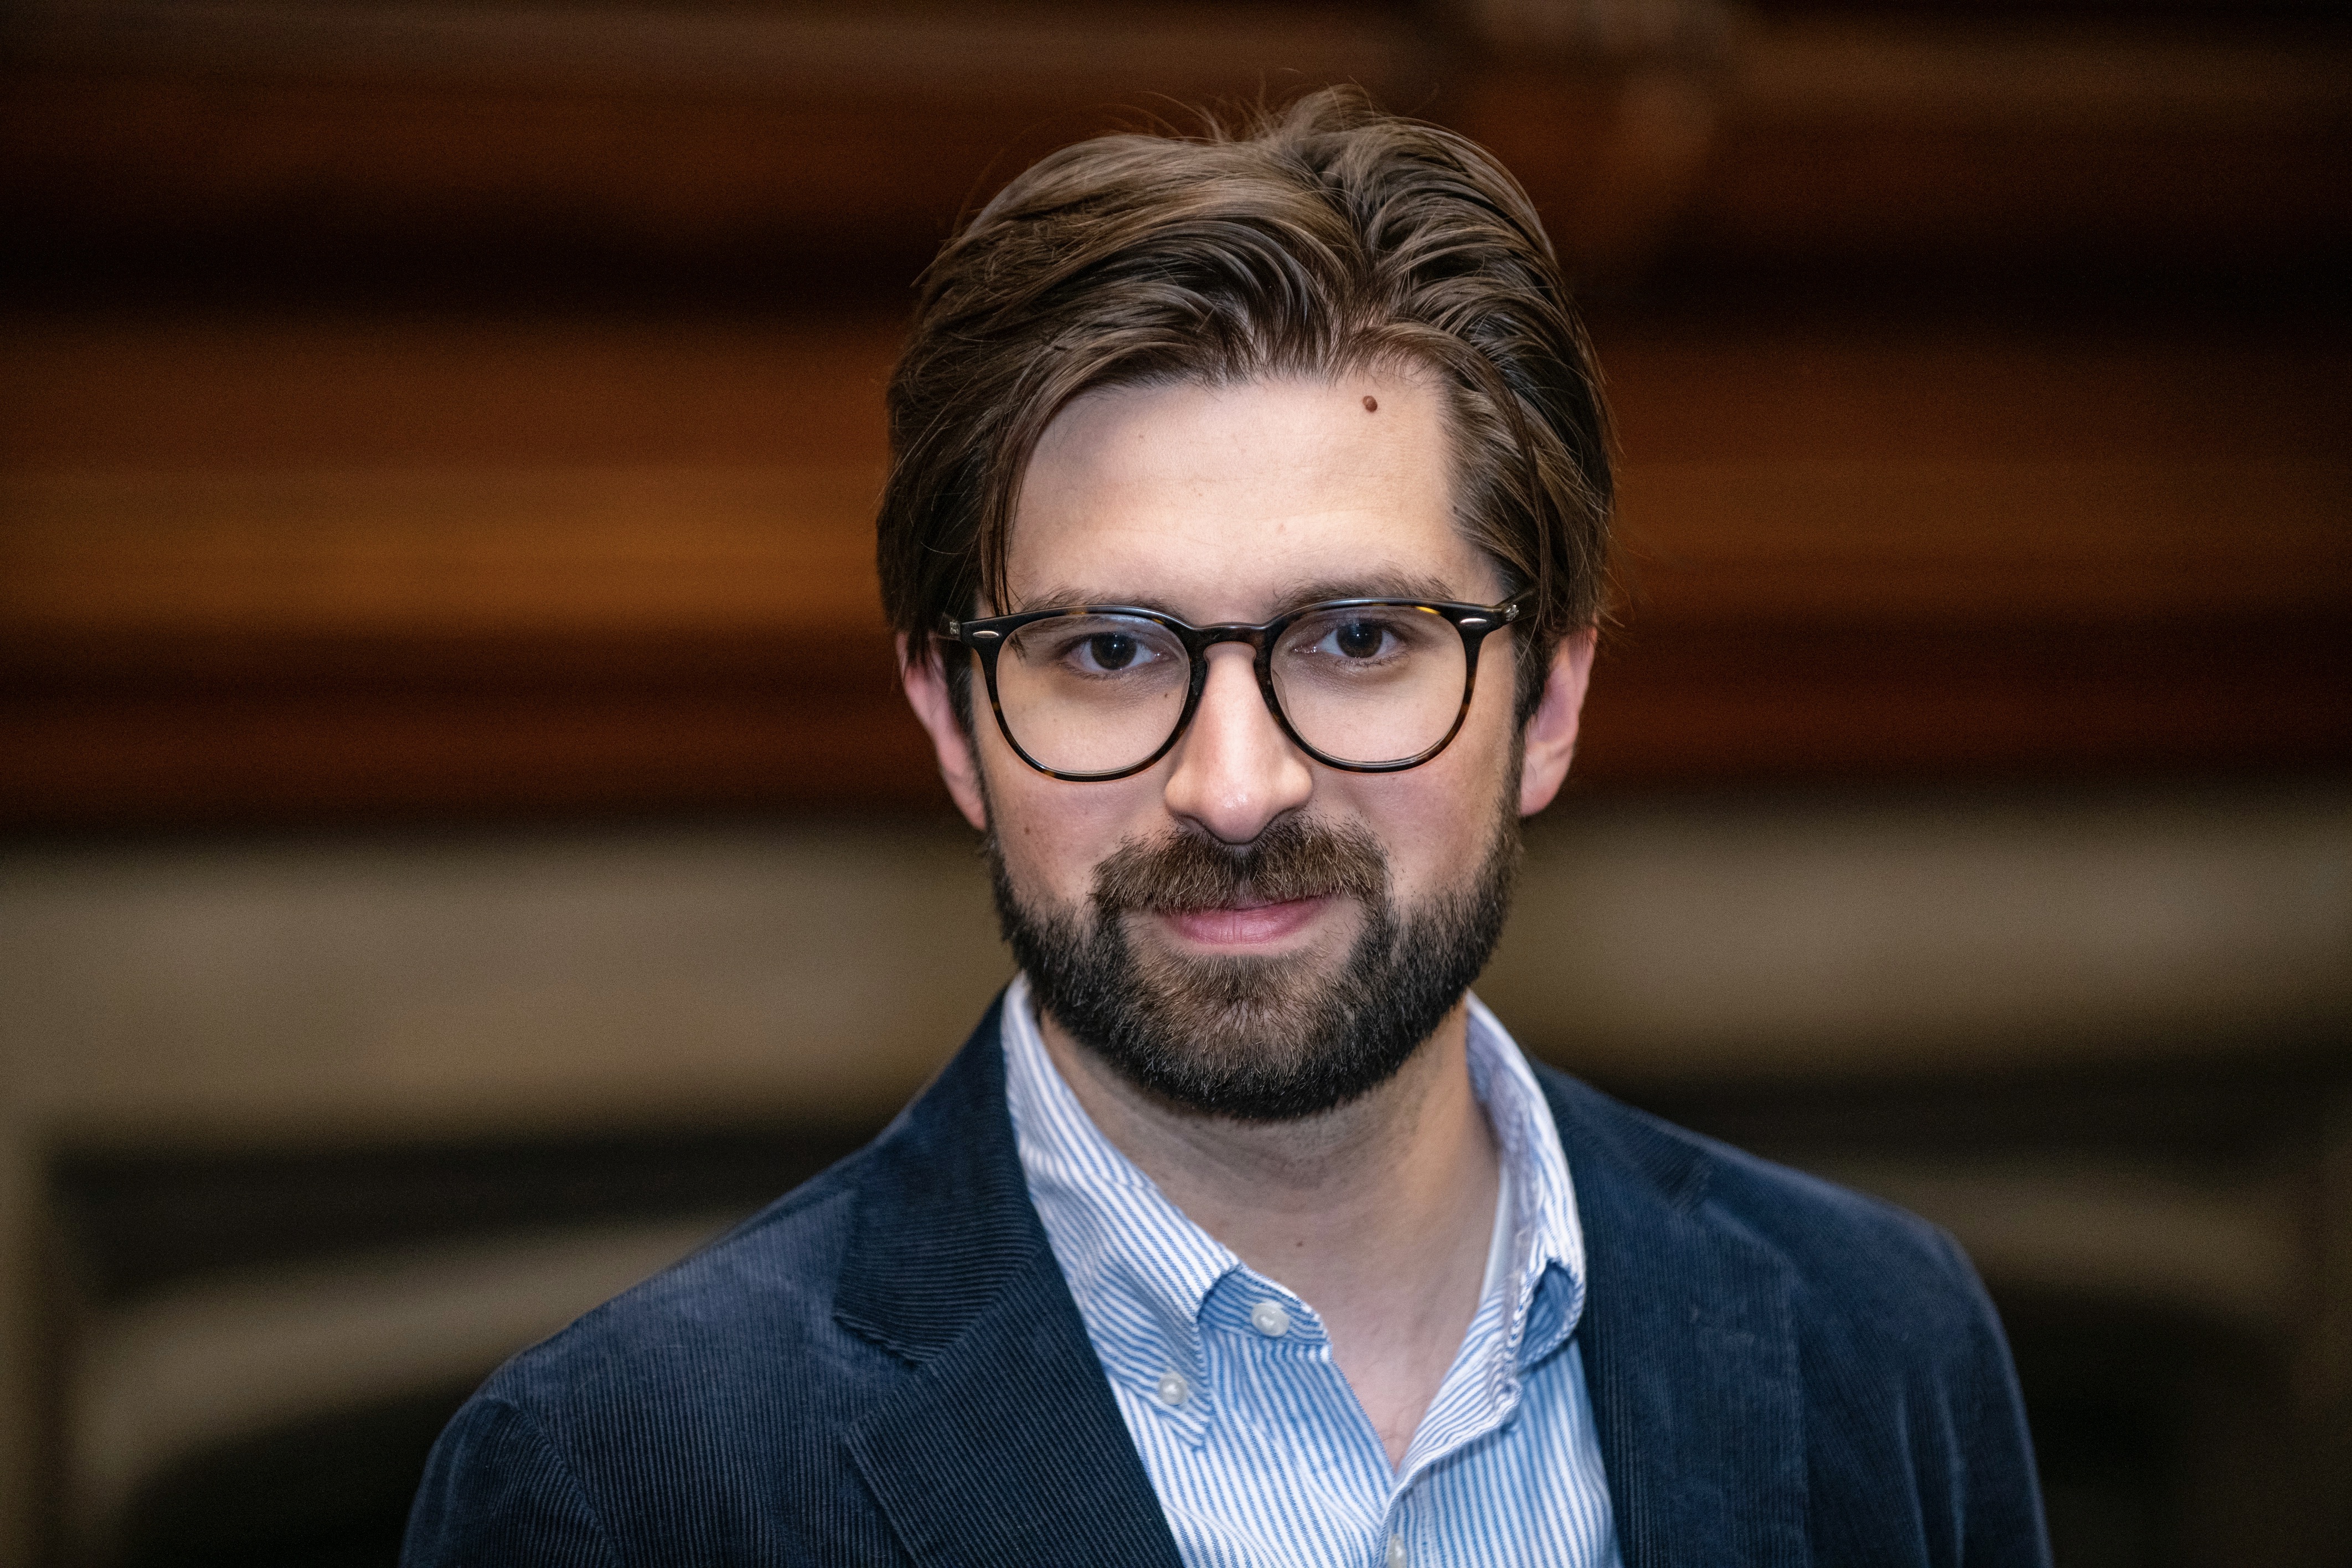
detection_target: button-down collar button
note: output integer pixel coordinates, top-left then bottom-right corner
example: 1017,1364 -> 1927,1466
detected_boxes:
1249,1299 -> 1291,1338
1385,1533 -> 1409,1568
1154,1370 -> 1191,1407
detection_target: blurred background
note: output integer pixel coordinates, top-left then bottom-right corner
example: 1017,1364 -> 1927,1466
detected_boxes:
1,0 -> 2347,1562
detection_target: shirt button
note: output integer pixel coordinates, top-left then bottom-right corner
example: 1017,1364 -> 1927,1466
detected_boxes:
1386,1534 -> 1409,1568
1249,1299 -> 1291,1338
1155,1370 -> 1191,1407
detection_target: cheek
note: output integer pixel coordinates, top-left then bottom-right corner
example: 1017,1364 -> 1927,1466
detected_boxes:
1381,672 -> 1521,881
1378,770 -> 1505,896
977,733 -> 1149,908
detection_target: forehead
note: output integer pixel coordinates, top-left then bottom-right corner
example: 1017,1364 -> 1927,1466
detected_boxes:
1007,370 -> 1502,618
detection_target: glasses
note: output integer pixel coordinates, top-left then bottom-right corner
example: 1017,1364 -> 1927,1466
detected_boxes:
942,593 -> 1530,782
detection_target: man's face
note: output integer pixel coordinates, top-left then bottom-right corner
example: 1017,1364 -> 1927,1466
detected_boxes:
915,370 -> 1576,1119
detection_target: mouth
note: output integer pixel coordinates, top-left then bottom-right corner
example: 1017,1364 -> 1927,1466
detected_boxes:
1155,894 -> 1335,949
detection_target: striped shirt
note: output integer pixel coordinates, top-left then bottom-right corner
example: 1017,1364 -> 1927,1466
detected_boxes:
1003,973 -> 1622,1568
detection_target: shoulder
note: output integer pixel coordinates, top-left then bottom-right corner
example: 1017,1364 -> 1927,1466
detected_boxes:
1532,1067 -> 2050,1562
1534,1064 -> 1983,1325
406,1000 -> 1073,1563
482,1147 -> 889,1417
478,992 -> 1023,1416
414,998 -> 1029,1528
403,1148 -> 912,1563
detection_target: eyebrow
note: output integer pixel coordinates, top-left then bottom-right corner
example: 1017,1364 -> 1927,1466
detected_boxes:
1007,572 -> 1474,621
1275,572 -> 1468,608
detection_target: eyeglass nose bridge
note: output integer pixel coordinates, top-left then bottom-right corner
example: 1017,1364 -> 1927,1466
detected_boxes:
1195,623 -> 1277,684
1165,622 -> 1314,764
1190,622 -> 1276,652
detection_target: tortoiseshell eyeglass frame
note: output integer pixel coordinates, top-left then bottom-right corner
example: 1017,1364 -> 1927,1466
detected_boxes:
940,592 -> 1532,782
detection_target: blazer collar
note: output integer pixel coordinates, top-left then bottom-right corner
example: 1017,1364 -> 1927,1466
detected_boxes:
1539,1068 -> 1809,1568
831,998 -> 1805,1568
834,996 -> 1185,1568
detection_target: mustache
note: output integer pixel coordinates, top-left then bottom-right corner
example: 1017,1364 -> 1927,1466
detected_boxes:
1091,816 -> 1388,914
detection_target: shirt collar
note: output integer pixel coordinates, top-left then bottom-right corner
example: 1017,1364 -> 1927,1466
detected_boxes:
1461,991 -> 1589,1370
1002,974 -> 1589,1432
1002,976 -> 1231,1440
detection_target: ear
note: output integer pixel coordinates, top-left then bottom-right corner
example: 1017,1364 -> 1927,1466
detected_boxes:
899,633 -> 991,831
1518,627 -> 1596,817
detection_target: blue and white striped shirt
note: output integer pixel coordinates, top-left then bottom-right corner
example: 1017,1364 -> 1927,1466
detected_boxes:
1003,974 -> 1622,1568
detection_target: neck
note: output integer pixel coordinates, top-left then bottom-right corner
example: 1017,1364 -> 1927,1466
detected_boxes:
1034,996 -> 1500,1468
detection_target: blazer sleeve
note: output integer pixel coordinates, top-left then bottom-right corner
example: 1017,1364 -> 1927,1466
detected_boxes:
403,1395 -> 624,1568
1936,1228 -> 2052,1568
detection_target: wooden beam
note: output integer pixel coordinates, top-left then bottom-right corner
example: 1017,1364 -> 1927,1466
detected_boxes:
1687,21 -> 2352,269
5,7 -> 2343,281
2,445 -> 2341,823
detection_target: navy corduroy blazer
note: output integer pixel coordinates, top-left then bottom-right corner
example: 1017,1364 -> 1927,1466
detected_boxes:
405,998 -> 2051,1566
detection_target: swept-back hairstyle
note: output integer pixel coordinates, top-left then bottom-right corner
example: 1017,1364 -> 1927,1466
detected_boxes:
877,86 -> 1612,721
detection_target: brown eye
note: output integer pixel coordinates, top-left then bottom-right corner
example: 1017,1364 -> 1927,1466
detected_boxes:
1334,621 -> 1385,658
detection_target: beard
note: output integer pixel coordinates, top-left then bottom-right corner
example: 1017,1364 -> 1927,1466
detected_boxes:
990,804 -> 1523,1122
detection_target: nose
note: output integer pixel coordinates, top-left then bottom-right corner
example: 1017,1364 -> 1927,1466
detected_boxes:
1160,643 -> 1314,845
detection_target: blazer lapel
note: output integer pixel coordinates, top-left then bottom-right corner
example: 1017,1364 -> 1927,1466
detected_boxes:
834,998 -> 1184,1568
1542,1071 -> 1809,1568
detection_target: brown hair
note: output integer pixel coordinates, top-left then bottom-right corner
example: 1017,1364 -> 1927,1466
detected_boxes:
877,86 -> 1613,723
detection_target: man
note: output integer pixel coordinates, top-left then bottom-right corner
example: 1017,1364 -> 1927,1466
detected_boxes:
406,90 -> 2049,1566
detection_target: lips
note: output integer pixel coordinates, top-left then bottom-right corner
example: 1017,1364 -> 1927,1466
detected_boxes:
1159,894 -> 1333,947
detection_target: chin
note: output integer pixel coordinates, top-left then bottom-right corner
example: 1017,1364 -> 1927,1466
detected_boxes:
1031,903 -> 1455,1123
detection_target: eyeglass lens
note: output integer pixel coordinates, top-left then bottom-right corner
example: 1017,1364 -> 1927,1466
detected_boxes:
992,606 -> 1470,775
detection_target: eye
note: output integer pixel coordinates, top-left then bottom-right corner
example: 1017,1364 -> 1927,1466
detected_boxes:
1037,618 -> 1176,677
1081,632 -> 1141,672
1331,620 -> 1388,659
1280,607 -> 1439,672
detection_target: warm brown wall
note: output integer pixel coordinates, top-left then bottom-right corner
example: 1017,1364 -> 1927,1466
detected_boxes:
4,311 -> 2345,823
3,0 -> 2346,827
